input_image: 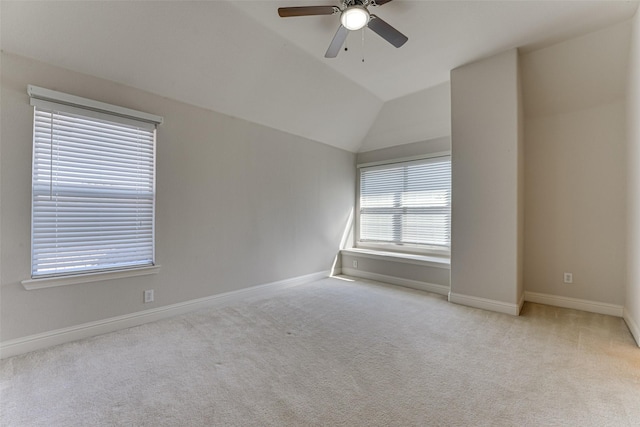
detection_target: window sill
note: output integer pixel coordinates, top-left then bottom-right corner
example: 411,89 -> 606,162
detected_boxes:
21,265 -> 161,290
341,248 -> 450,269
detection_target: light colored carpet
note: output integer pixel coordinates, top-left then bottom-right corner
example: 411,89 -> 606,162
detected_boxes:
1,276 -> 639,426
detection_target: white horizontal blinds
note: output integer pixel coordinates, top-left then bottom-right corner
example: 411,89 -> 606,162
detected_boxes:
31,104 -> 157,278
359,157 -> 451,248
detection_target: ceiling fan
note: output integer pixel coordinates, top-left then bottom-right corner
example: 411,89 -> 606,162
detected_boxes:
278,0 -> 408,58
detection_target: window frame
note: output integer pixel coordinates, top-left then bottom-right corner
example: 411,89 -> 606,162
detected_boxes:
355,152 -> 451,257
26,85 -> 163,283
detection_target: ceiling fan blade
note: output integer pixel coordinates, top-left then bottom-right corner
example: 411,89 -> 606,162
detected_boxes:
373,0 -> 394,5
325,25 -> 349,58
278,6 -> 337,17
368,14 -> 408,48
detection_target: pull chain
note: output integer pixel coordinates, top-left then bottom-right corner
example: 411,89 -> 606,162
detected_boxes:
361,27 -> 365,63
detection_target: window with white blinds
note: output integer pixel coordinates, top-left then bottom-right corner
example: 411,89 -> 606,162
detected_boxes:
29,86 -> 162,278
358,156 -> 451,253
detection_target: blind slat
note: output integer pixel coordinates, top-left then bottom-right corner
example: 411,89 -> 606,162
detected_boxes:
31,101 -> 157,278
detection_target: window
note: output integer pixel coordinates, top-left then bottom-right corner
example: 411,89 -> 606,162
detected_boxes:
29,85 -> 163,279
357,155 -> 451,255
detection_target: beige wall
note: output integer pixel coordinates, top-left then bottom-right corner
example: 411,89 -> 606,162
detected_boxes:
340,253 -> 450,289
521,22 -> 629,306
517,54 -> 526,304
524,102 -> 626,304
450,49 -> 523,313
359,83 -> 451,153
0,53 -> 356,342
626,9 -> 640,346
356,137 -> 450,166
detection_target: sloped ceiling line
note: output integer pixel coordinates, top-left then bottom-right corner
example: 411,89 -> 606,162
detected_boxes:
1,1 -> 637,152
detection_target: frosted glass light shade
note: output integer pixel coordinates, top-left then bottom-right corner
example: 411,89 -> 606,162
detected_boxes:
341,6 -> 369,31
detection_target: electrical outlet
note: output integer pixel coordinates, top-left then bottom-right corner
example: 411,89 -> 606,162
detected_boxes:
144,289 -> 154,303
352,260 -> 358,269
563,273 -> 573,284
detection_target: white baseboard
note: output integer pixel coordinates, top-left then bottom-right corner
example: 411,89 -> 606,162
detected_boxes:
623,308 -> 640,347
524,291 -> 623,317
448,292 -> 521,316
518,292 -> 525,315
0,270 -> 330,359
340,267 -> 449,296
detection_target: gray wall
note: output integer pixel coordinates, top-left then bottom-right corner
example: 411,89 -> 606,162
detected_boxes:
359,83 -> 451,153
0,53 -> 356,342
356,137 -> 450,166
450,49 -> 524,312
340,253 -> 450,289
522,21 -> 629,305
626,9 -> 640,346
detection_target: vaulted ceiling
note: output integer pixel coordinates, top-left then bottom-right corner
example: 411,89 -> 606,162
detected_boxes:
1,1 -> 638,152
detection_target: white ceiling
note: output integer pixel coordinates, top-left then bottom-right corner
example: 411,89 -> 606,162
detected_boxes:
1,1 -> 638,152
234,0 -> 637,100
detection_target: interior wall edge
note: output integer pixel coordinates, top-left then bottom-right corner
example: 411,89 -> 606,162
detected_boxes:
623,307 -> 640,347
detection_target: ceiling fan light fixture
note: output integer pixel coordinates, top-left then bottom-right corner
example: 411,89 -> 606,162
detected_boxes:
277,1 -> 407,58
340,6 -> 369,31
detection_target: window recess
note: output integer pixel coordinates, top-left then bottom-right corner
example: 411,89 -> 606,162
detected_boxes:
357,155 -> 451,255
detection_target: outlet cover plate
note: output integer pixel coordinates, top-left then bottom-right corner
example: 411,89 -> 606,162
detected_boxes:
144,289 -> 154,303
